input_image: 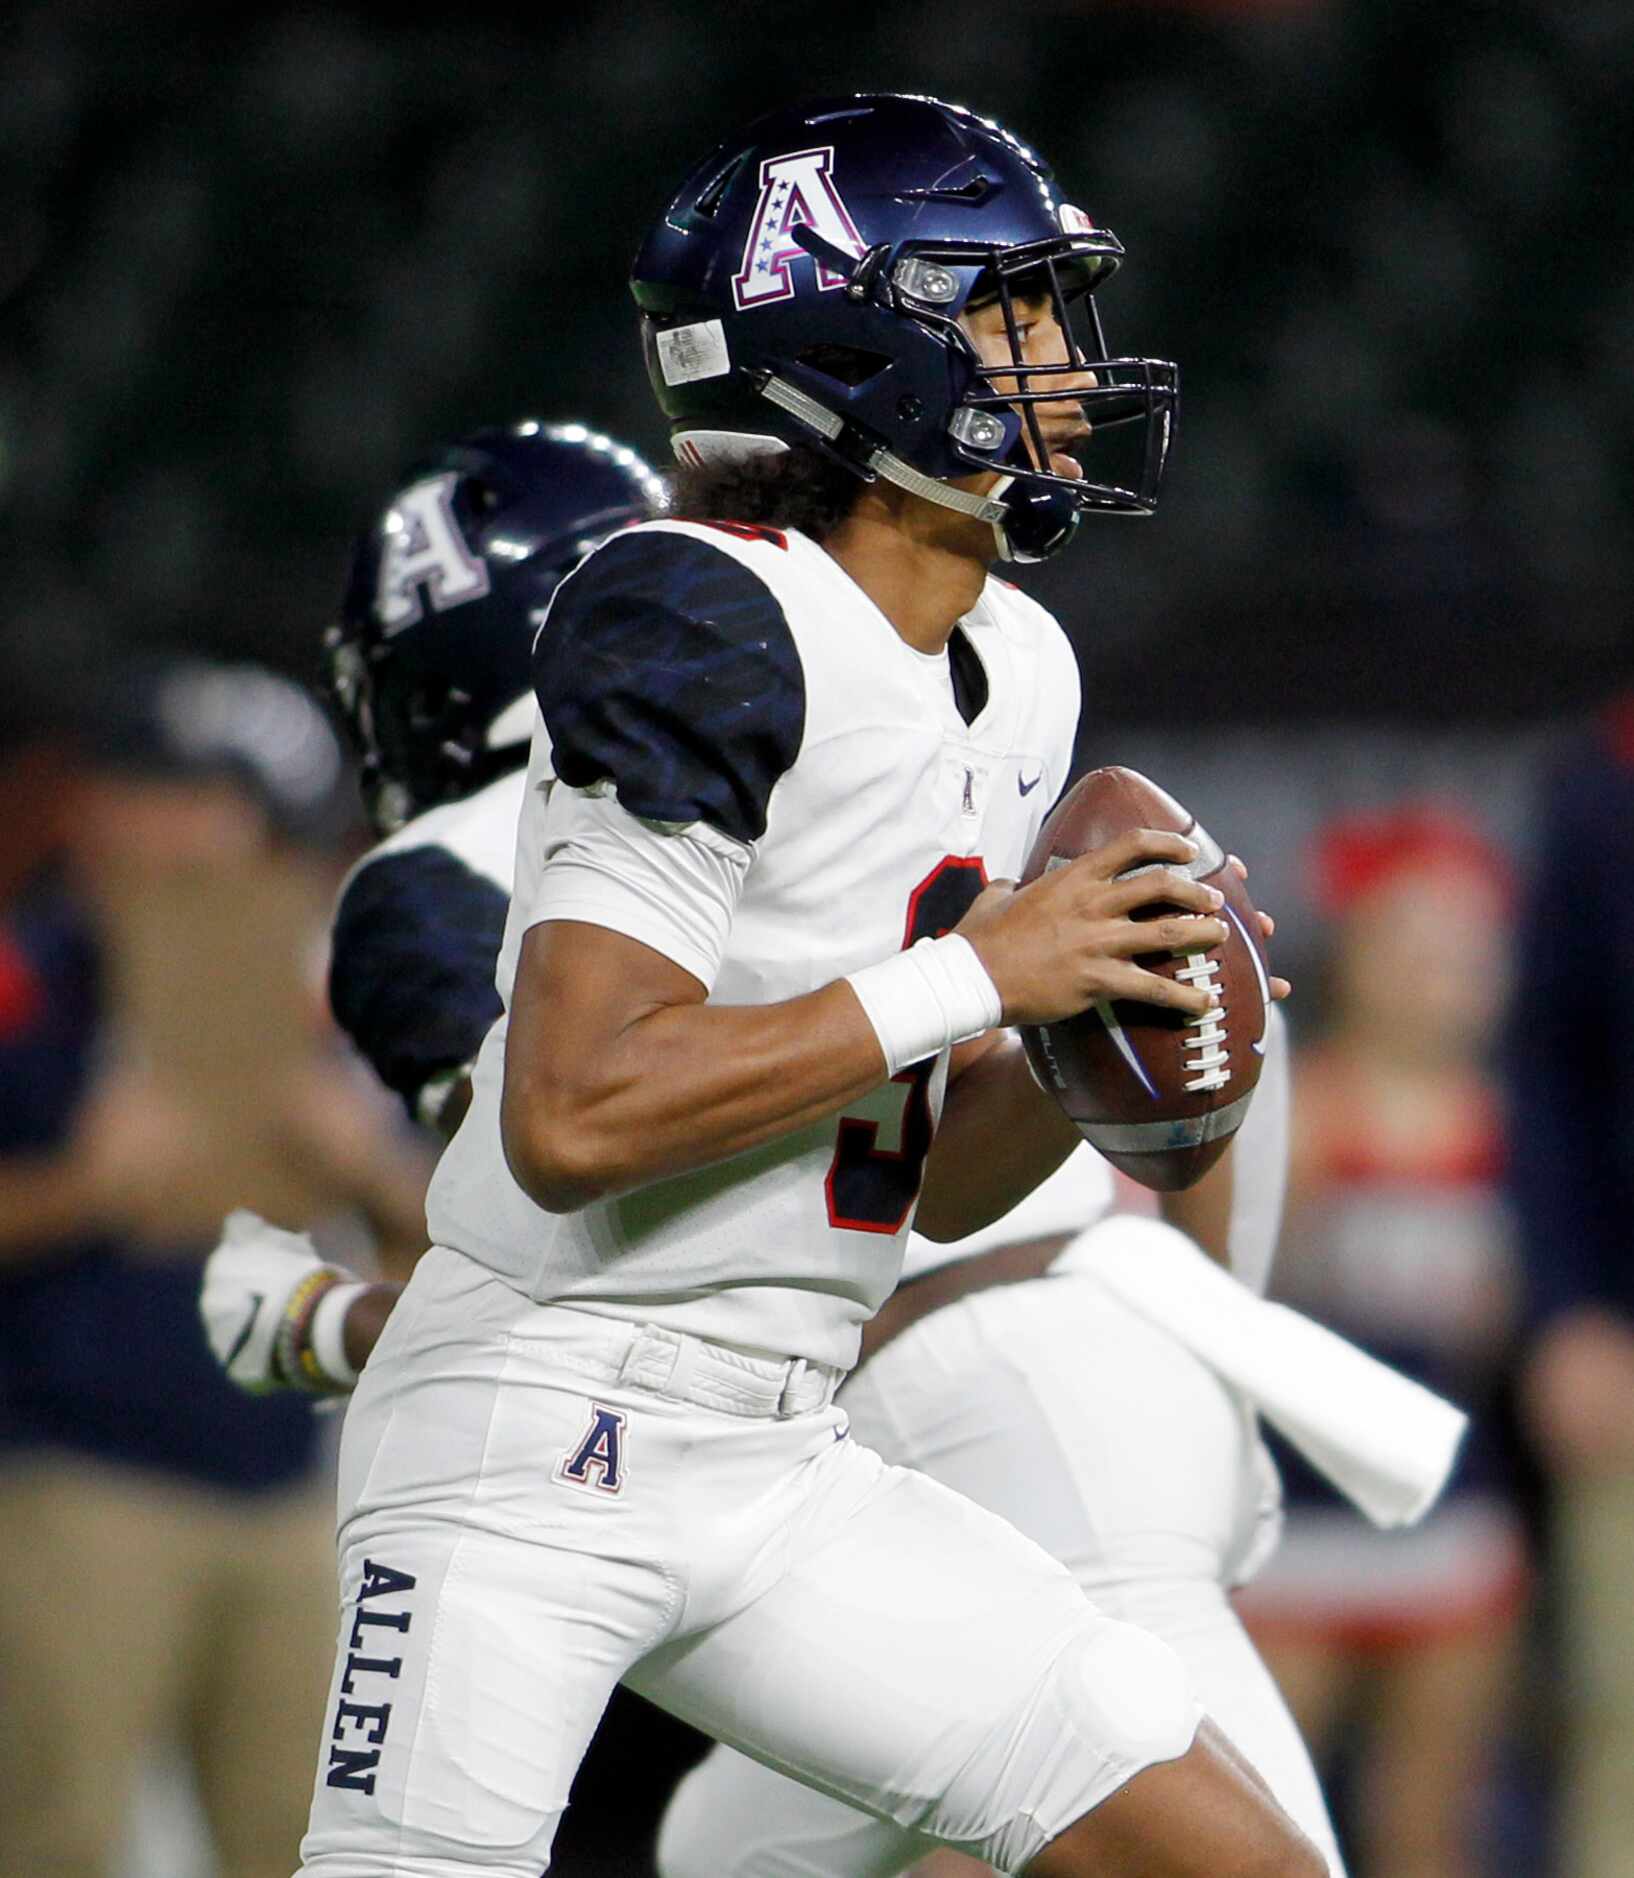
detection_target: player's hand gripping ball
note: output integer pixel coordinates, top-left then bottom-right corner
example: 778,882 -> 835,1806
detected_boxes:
1019,766 -> 1272,1191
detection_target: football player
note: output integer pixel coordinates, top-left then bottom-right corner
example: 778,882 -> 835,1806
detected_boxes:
279,96 -> 1326,1878
285,93 -> 1324,1878
197,395 -> 1472,1874
653,1064 -> 1360,1878
196,427 -> 1351,1869
199,418 -> 663,1396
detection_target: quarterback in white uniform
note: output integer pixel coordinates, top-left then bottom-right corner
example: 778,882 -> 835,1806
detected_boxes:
201,428 -> 1352,1873
209,95 -> 1342,1878
290,94 -> 1327,1878
204,410 -> 1352,1878
205,403 -> 1461,1878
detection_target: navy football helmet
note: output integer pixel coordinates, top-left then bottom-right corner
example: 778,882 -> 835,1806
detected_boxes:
325,422 -> 664,833
630,93 -> 1178,563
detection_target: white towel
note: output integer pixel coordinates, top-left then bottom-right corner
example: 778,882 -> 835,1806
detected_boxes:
1054,1215 -> 1469,1528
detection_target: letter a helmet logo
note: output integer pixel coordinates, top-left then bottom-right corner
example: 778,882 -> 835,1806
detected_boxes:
375,473 -> 490,633
732,147 -> 866,311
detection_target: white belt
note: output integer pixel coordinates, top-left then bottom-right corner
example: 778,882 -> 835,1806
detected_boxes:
534,1314 -> 842,1420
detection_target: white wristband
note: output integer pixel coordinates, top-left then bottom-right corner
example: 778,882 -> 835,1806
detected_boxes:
308,1281 -> 370,1389
845,934 -> 1004,1075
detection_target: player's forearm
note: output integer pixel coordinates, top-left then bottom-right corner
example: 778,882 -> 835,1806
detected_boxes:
503,977 -> 890,1213
913,1031 -> 1079,1242
1158,1142 -> 1233,1266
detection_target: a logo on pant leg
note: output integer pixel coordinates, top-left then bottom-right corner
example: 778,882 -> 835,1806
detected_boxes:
325,1558 -> 417,1796
556,1403 -> 627,1495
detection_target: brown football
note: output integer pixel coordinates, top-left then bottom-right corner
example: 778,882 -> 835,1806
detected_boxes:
1018,766 -> 1272,1191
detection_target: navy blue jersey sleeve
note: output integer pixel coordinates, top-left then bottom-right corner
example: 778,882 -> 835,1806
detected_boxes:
328,847 -> 508,1113
533,528 -> 805,845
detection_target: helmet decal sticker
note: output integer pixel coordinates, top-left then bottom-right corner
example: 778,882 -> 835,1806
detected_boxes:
375,474 -> 491,632
1058,203 -> 1098,235
656,319 -> 731,387
732,147 -> 867,310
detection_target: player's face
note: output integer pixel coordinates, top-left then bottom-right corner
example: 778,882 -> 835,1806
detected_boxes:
958,291 -> 1099,482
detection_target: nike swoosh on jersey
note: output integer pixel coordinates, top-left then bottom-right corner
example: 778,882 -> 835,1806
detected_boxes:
1018,771 -> 1042,796
225,1293 -> 265,1369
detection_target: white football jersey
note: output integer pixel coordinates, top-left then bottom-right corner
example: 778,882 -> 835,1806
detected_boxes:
425,518 -> 1080,1368
363,763 -> 531,891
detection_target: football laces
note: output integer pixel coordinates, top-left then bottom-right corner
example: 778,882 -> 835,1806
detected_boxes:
1176,952 -> 1230,1092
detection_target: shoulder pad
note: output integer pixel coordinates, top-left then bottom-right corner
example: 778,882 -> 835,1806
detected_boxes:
329,847 -> 507,1110
533,525 -> 805,844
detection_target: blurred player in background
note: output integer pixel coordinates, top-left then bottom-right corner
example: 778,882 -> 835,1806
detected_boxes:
202,418 -> 665,1394
1237,803 -> 1527,1878
0,653 -> 432,1878
652,1048 -> 1359,1878
1507,693 -> 1634,1878
284,91 -> 1328,1878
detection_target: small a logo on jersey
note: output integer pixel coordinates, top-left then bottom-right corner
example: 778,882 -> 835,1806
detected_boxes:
733,147 -> 866,310
1018,771 -> 1042,797
375,473 -> 490,632
325,1557 -> 418,1796
557,1404 -> 628,1495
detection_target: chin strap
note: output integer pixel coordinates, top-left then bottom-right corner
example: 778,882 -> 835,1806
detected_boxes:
759,376 -> 1011,531
984,476 -> 1018,562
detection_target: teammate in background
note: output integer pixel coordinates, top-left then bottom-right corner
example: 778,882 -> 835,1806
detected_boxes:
0,656 -> 430,1878
287,94 -> 1327,1878
202,420 -> 664,1393
1236,804 -> 1527,1878
654,1028 -> 1357,1878
1506,695 -> 1634,1878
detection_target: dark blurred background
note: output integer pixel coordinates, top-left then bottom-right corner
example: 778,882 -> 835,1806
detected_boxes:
5,0 -> 1629,727
4,2 -> 1632,1874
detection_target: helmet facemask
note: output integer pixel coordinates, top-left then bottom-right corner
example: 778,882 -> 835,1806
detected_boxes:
942,236 -> 1178,521
754,224 -> 1177,563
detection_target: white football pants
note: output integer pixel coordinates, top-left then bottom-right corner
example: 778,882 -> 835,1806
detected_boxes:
658,1268 -> 1347,1877
297,1246 -> 1205,1877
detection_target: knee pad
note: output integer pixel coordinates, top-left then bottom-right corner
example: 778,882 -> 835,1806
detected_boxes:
976,1615 -> 1203,1874
1061,1615 -> 1203,1766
